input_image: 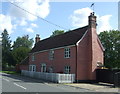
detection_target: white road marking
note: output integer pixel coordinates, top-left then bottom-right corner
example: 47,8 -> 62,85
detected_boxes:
13,83 -> 27,90
2,78 -> 10,82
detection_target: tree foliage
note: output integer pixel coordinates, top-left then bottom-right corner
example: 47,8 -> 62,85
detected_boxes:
2,29 -> 11,51
12,35 -> 33,64
13,35 -> 33,49
2,30 -> 34,69
99,30 -> 120,69
50,30 -> 64,37
12,47 -> 30,64
2,29 -> 15,69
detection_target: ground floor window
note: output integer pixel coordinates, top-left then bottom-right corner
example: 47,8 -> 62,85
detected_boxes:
29,65 -> 36,72
64,66 -> 70,74
41,63 -> 46,72
48,66 -> 53,73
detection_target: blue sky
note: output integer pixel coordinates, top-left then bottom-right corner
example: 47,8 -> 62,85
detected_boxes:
0,0 -> 119,44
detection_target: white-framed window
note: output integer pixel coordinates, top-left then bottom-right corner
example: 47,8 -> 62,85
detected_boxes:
64,66 -> 70,74
32,53 -> 35,61
64,47 -> 70,58
29,65 -> 36,72
49,49 -> 54,60
48,66 -> 53,73
41,63 -> 46,72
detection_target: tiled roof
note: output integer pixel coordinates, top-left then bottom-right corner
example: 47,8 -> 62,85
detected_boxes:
30,25 -> 88,53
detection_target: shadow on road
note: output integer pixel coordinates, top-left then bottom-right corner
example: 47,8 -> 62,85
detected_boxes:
2,73 -> 54,84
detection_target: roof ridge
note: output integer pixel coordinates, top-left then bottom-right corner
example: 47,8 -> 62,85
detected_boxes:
36,25 -> 88,44
31,25 -> 88,53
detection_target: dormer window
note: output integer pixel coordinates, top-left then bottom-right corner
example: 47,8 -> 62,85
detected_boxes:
32,53 -> 35,61
64,47 -> 70,58
49,49 -> 54,60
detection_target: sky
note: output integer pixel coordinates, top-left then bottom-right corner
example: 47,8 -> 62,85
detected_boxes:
0,0 -> 119,44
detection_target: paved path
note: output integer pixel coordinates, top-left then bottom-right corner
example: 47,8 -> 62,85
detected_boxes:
1,73 -> 93,92
65,83 -> 120,92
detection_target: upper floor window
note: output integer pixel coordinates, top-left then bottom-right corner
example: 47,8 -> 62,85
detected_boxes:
32,53 -> 35,61
64,66 -> 70,74
49,49 -> 54,60
64,47 -> 70,58
29,65 -> 36,72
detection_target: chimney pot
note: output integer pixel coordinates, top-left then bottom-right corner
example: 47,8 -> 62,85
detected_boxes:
88,12 -> 97,28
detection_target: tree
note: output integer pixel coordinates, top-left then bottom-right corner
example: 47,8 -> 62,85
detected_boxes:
2,29 -> 11,51
99,30 -> 120,69
50,30 -> 64,37
2,29 -> 15,69
12,35 -> 33,64
13,35 -> 33,49
12,47 -> 30,64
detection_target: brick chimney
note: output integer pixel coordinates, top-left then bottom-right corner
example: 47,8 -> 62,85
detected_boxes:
88,12 -> 98,80
88,12 -> 97,29
35,34 -> 40,43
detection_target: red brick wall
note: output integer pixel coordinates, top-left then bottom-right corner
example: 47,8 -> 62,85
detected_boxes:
20,65 -> 28,71
76,28 -> 104,81
20,30 -> 103,81
89,27 -> 104,80
29,46 -> 77,74
76,30 -> 91,80
21,29 -> 103,81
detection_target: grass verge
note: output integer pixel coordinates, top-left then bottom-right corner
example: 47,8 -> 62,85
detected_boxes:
0,71 -> 20,75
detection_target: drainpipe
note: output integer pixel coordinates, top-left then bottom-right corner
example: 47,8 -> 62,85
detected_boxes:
75,45 -> 78,83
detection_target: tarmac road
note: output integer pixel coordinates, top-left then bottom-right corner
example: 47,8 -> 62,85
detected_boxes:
1,73 -> 93,93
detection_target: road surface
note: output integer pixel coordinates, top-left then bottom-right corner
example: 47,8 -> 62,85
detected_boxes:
1,72 -> 93,93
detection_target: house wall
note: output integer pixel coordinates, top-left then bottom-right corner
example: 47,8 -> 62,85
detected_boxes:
76,29 -> 103,81
89,27 -> 104,80
29,46 -> 77,74
76,30 -> 91,81
20,13 -> 104,82
19,65 -> 28,70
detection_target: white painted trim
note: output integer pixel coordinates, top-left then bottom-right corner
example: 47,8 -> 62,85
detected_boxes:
29,45 -> 75,54
64,47 -> 71,58
29,65 -> 36,72
76,30 -> 88,45
31,53 -> 35,61
41,63 -> 46,73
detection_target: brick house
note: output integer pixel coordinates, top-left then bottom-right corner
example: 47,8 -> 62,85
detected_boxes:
20,12 -> 104,82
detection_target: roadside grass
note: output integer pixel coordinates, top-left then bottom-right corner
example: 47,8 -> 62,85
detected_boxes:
0,71 -> 20,75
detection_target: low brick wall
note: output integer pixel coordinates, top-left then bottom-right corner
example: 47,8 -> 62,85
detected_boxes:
21,70 -> 75,83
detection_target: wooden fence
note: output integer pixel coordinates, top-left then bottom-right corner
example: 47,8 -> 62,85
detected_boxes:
96,69 -> 120,87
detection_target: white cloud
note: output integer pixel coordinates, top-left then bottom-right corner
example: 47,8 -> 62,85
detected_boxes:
0,0 -> 50,34
70,7 -> 112,33
19,19 -> 27,26
70,7 -> 92,27
0,14 -> 14,34
37,0 -> 50,18
31,23 -> 38,28
9,0 -> 50,21
98,15 -> 112,33
26,28 -> 35,33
